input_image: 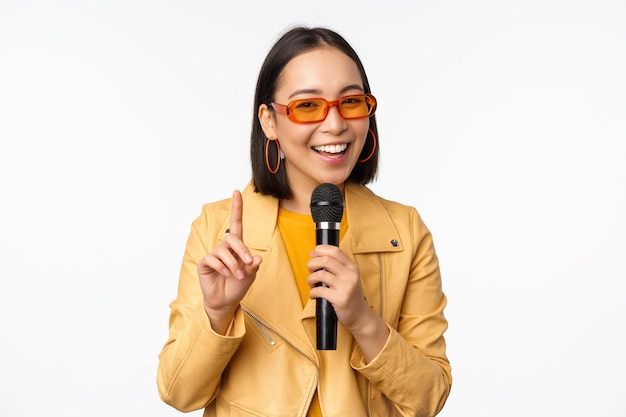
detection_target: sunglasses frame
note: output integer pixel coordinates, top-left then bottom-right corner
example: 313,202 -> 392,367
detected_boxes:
269,93 -> 377,124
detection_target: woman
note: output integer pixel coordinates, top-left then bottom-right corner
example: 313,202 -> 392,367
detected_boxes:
157,26 -> 451,417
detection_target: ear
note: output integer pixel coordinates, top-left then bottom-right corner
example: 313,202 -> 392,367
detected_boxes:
258,104 -> 277,139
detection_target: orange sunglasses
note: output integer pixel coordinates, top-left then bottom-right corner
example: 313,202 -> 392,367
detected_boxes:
269,94 -> 377,124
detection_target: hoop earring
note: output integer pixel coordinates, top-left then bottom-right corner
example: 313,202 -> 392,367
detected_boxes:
265,138 -> 281,174
358,128 -> 377,163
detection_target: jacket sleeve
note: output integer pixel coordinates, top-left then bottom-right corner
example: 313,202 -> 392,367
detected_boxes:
156,203 -> 245,412
350,208 -> 452,417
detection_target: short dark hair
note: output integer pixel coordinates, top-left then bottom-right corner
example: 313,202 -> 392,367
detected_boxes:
251,26 -> 379,199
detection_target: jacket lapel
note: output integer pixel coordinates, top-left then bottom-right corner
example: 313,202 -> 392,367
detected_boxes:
344,183 -> 404,254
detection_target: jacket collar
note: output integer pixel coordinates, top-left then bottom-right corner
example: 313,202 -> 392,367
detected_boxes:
343,183 -> 404,254
223,181 -> 404,254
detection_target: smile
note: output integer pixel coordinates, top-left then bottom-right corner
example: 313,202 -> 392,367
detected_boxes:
312,143 -> 349,154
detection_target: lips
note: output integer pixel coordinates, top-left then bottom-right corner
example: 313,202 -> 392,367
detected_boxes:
312,143 -> 349,154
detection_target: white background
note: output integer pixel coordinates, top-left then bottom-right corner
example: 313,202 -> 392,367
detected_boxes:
1,1 -> 624,416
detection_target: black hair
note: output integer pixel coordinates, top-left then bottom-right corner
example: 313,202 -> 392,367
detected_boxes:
251,26 -> 379,199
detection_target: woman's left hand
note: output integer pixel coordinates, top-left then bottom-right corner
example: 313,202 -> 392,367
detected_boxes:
307,244 -> 390,362
306,245 -> 370,331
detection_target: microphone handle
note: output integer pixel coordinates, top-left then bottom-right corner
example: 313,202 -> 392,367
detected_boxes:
316,292 -> 337,350
315,226 -> 340,350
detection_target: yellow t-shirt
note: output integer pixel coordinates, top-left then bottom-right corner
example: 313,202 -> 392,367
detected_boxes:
277,207 -> 348,417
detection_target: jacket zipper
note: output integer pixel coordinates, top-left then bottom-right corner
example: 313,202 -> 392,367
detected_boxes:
241,305 -> 320,417
247,311 -> 276,346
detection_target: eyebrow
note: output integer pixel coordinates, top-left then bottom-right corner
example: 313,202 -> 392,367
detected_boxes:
288,84 -> 364,100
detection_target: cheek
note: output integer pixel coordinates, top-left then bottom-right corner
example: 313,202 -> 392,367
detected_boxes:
354,122 -> 371,147
276,123 -> 316,146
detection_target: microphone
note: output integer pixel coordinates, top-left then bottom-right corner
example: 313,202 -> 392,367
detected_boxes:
310,183 -> 344,350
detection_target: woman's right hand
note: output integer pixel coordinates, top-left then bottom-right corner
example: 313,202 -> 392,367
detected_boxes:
197,190 -> 262,334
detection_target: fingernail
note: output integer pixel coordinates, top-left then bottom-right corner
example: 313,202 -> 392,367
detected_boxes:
243,253 -> 252,263
222,268 -> 230,276
236,269 -> 244,279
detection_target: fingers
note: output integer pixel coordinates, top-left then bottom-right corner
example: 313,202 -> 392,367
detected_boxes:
223,190 -> 254,269
307,246 -> 355,292
307,245 -> 353,276
307,246 -> 367,329
200,246 -> 245,279
200,189 -> 255,278
229,190 -> 244,239
243,254 -> 263,276
309,244 -> 350,260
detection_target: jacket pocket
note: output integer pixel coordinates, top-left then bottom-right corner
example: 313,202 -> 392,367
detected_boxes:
243,309 -> 282,353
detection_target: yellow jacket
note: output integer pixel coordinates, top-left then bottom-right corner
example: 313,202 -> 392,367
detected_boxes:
157,182 -> 451,417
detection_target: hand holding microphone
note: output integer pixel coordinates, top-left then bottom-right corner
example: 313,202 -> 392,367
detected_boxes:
309,184 -> 377,352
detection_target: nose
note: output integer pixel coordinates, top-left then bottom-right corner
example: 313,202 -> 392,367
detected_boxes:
321,103 -> 347,134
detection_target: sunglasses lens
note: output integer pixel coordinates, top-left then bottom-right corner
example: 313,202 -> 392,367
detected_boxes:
291,99 -> 328,122
339,95 -> 374,119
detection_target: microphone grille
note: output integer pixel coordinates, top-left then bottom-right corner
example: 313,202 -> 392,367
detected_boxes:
310,183 -> 344,223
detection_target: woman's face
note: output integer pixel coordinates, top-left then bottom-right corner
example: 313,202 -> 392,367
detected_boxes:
259,47 -> 370,198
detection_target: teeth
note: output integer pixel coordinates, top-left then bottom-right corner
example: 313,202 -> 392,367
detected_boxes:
313,143 -> 348,154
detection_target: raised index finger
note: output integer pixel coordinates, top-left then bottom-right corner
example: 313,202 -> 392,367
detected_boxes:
229,190 -> 244,239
